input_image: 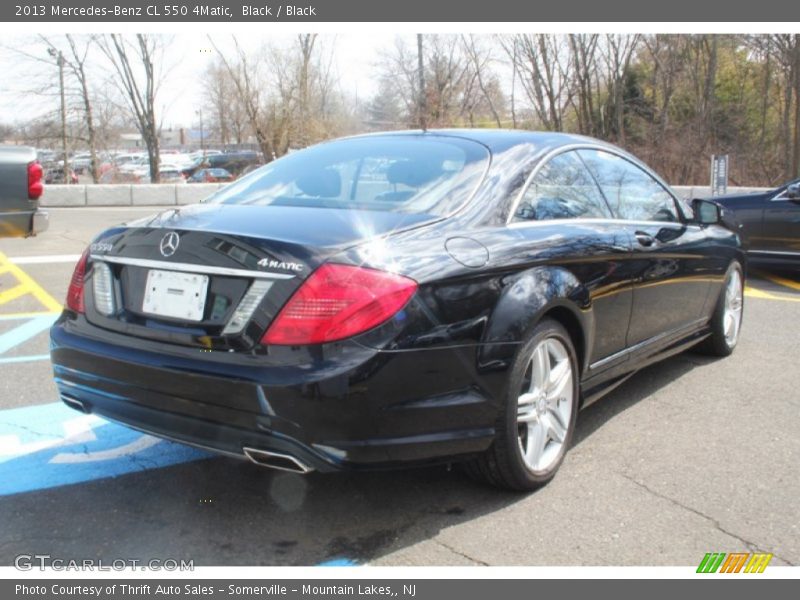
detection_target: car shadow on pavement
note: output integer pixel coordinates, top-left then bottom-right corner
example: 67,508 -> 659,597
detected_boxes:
0,353 -> 717,568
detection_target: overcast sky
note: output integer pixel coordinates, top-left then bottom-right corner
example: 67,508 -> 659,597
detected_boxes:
0,33 -> 403,130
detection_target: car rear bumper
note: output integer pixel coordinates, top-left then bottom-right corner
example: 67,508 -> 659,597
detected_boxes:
31,210 -> 49,235
50,318 -> 499,472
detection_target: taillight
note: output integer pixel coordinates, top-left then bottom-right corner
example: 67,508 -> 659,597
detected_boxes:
66,249 -> 90,313
27,161 -> 43,200
262,264 -> 417,345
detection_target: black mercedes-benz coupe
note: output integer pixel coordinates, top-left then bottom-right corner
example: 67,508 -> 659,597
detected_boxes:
715,179 -> 800,268
50,130 -> 745,490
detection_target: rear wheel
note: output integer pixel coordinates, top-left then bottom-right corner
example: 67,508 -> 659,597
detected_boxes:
697,262 -> 744,357
465,319 -> 578,491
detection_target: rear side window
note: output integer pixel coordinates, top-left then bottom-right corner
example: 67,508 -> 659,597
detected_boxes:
513,151 -> 612,222
578,149 -> 679,222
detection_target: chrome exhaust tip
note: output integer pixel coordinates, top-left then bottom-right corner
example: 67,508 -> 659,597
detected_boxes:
242,447 -> 314,474
60,393 -> 90,413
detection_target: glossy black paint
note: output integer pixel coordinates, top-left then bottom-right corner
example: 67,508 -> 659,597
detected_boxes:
715,179 -> 800,267
50,130 -> 743,472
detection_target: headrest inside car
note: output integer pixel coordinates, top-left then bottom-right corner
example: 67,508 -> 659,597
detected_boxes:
387,160 -> 443,187
296,169 -> 341,197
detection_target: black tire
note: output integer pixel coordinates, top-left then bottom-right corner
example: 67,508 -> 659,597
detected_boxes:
465,318 -> 579,491
696,261 -> 744,357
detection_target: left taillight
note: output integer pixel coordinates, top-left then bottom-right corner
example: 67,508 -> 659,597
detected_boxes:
262,264 -> 418,346
27,161 -> 43,200
66,249 -> 90,314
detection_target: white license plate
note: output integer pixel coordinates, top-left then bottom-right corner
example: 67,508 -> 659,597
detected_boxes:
142,269 -> 209,322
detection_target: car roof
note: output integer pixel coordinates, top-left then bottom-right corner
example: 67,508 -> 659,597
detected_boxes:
343,128 -> 619,154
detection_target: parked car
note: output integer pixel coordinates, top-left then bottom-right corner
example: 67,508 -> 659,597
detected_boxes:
203,151 -> 261,176
45,167 -> 79,185
50,130 -> 743,490
0,145 -> 48,237
99,168 -> 142,184
188,168 -> 234,183
158,168 -> 187,184
714,179 -> 800,268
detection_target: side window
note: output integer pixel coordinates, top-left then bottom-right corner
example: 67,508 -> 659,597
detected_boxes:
578,149 -> 680,222
513,151 -> 612,222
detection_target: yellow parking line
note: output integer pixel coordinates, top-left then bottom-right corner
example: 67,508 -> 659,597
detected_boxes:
762,272 -> 800,292
0,251 -> 63,313
745,286 -> 800,303
0,284 -> 30,305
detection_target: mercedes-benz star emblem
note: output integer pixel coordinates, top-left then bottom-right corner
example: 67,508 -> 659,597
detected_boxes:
159,232 -> 180,257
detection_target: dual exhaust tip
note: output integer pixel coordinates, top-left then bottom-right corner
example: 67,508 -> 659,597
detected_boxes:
243,447 -> 314,474
59,394 -> 313,475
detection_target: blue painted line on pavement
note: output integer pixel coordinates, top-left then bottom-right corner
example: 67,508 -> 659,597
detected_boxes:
0,354 -> 50,365
0,402 -> 212,496
318,558 -> 358,566
0,314 -> 58,354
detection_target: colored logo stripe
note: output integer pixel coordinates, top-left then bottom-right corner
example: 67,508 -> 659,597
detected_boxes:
697,552 -> 773,573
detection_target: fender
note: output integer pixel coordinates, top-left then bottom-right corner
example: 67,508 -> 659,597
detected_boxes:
477,265 -> 594,381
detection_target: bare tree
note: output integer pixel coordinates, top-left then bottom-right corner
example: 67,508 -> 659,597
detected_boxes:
208,35 -> 276,160
97,34 -> 167,183
37,35 -> 102,182
461,35 -> 503,128
500,34 -> 573,131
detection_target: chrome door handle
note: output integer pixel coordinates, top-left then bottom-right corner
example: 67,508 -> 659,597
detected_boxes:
634,231 -> 655,247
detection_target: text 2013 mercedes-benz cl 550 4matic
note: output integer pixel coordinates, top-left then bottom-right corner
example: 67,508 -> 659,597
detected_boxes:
50,130 -> 744,490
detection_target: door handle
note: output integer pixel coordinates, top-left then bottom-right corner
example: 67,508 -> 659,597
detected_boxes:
634,231 -> 655,247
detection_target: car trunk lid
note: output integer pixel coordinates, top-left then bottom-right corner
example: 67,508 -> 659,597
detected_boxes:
83,203 -> 435,350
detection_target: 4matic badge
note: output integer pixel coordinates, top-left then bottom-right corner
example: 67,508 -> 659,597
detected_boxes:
257,258 -> 303,273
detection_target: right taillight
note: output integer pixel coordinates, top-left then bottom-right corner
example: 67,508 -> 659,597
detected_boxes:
262,263 -> 417,346
27,161 -> 43,200
66,249 -> 90,314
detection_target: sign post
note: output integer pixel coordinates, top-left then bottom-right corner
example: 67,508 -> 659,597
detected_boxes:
710,154 -> 729,196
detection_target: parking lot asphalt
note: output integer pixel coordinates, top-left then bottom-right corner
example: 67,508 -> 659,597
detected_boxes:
0,207 -> 798,567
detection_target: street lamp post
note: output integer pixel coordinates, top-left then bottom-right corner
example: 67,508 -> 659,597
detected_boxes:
48,47 -> 69,183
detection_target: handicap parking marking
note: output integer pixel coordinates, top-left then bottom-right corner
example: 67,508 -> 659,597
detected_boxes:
0,402 -> 212,496
0,251 -> 63,314
0,313 -> 59,354
0,253 -> 63,362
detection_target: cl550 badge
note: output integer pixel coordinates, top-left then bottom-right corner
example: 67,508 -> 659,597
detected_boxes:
89,242 -> 113,253
257,258 -> 303,272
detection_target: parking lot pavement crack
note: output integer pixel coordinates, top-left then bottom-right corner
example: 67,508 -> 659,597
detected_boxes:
433,539 -> 490,566
620,473 -> 796,566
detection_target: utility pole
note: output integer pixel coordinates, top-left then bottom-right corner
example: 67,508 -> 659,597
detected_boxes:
48,47 -> 69,183
197,108 -> 205,158
417,34 -> 427,131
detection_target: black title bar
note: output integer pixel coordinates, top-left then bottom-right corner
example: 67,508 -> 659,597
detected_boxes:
3,0 -> 800,22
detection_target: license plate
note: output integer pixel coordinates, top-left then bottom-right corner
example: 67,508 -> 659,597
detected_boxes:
142,269 -> 209,322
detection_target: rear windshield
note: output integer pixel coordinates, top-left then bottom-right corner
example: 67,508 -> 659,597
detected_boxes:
205,135 -> 489,217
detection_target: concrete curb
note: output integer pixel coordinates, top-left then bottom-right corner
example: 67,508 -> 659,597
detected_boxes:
40,183 -> 223,207
37,183 -> 770,207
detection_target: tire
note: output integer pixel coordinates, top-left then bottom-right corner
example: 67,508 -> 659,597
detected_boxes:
696,261 -> 744,357
465,318 -> 579,491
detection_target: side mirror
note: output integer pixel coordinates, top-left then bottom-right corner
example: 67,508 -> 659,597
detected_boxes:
692,198 -> 722,225
786,183 -> 800,200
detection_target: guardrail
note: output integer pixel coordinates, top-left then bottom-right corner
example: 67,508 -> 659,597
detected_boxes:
38,183 -> 771,208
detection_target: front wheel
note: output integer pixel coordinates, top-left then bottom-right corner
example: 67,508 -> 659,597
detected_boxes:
697,261 -> 744,357
465,318 -> 579,491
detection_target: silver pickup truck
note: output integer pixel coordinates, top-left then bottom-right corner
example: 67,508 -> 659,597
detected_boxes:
0,145 -> 48,238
